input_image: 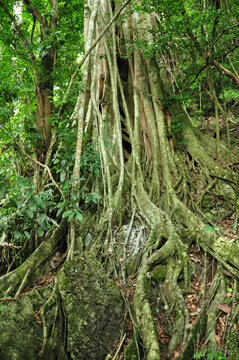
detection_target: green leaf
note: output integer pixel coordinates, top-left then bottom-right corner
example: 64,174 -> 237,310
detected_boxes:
37,227 -> 44,237
39,213 -> 47,223
24,231 -> 30,239
56,207 -> 64,217
68,212 -> 75,221
0,304 -> 7,312
50,218 -> 59,226
204,225 -> 213,232
60,170 -> 66,182
71,194 -> 77,202
26,209 -> 34,219
75,211 -> 83,222
35,197 -> 47,210
16,200 -> 23,209
227,287 -> 233,293
13,231 -> 21,240
62,209 -> 74,218
29,203 -> 37,212
39,191 -> 50,199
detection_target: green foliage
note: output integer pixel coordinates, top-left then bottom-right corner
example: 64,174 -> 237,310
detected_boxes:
80,140 -> 101,176
0,304 -> 7,313
124,332 -> 140,360
0,177 -> 57,260
193,348 -> 226,360
0,169 -> 102,267
204,225 -> 221,232
220,87 -> 239,105
105,354 -> 112,360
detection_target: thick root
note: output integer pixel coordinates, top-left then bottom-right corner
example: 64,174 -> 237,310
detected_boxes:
0,220 -> 67,297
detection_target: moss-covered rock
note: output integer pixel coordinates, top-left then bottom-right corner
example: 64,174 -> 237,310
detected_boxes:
0,256 -> 124,360
0,294 -> 43,360
59,256 -> 124,360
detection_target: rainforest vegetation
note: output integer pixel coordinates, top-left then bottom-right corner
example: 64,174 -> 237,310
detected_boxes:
0,0 -> 239,359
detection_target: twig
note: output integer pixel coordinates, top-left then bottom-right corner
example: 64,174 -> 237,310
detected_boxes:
7,236 -> 30,273
112,333 -> 126,360
0,296 -> 20,302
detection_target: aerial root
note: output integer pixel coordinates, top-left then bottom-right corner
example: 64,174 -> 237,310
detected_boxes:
132,221 -> 181,359
204,266 -> 226,349
133,260 -> 161,360
39,280 -> 60,358
162,257 -> 190,356
179,268 -> 225,359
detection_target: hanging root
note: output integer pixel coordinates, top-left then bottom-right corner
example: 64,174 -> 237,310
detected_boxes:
204,266 -> 226,349
162,257 -> 190,356
39,279 -> 60,358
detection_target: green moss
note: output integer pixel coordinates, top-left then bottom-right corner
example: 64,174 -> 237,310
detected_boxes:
0,295 -> 43,360
126,254 -> 141,276
151,266 -> 166,282
201,195 -> 215,209
228,329 -> 239,360
124,334 -> 140,360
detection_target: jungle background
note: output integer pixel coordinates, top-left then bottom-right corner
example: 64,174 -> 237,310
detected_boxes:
0,0 -> 239,359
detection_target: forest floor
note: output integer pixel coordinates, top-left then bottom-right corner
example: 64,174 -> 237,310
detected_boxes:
116,240 -> 238,360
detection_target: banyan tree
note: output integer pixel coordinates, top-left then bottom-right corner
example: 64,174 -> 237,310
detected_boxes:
0,0 -> 238,359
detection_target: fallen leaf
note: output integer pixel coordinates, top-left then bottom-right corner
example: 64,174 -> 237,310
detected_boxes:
217,304 -> 232,313
219,316 -> 225,327
215,334 -> 221,346
190,304 -> 197,312
172,350 -> 180,359
34,311 -> 42,326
